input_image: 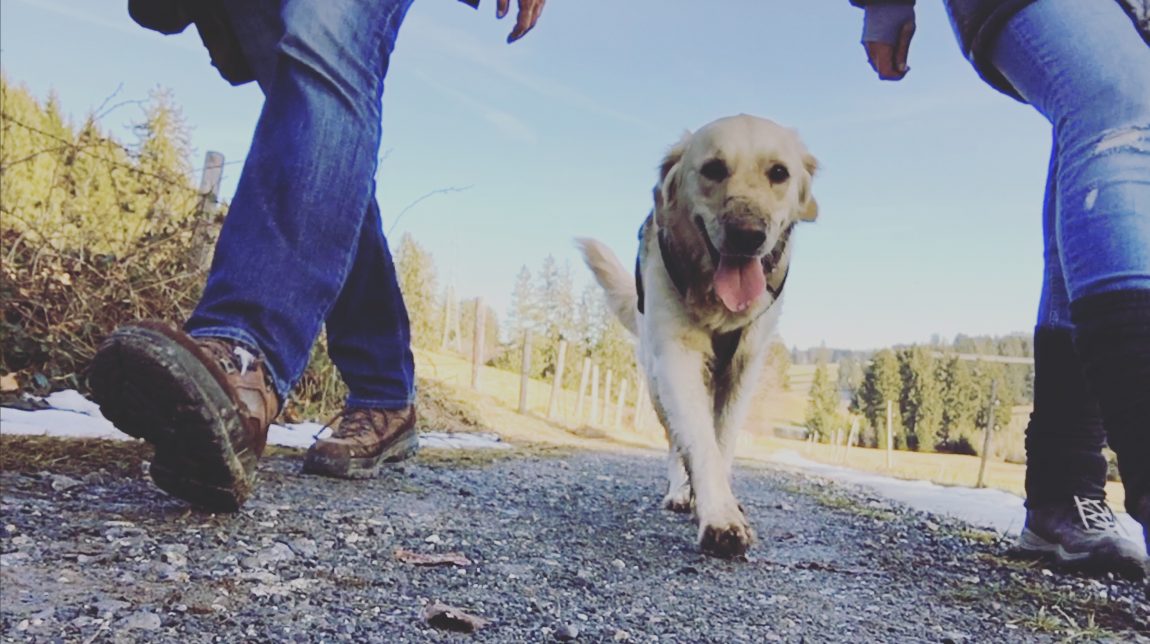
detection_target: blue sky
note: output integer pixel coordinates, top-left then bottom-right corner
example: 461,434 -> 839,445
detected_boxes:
1,0 -> 1051,351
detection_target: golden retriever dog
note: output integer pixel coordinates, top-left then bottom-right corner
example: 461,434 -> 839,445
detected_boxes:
577,114 -> 818,558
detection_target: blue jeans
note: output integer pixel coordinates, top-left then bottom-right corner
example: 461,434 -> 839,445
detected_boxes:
185,0 -> 417,409
990,0 -> 1150,329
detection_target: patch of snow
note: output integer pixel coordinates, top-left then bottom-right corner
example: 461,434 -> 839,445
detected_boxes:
1,390 -> 508,451
767,449 -> 1146,555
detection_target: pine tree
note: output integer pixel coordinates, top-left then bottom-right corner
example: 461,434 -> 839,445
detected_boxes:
536,255 -> 575,378
805,361 -> 840,442
938,355 -> 980,451
765,341 -> 792,391
854,348 -> 902,449
898,346 -> 943,451
508,265 -> 537,339
394,233 -> 439,350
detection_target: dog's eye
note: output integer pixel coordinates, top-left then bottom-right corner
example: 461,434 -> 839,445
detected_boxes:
699,159 -> 729,182
767,164 -> 790,183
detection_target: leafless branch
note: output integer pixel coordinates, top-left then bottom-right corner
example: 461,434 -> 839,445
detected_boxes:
386,185 -> 474,236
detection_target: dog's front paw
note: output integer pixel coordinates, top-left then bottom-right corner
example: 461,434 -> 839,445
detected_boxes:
697,511 -> 755,559
662,487 -> 693,513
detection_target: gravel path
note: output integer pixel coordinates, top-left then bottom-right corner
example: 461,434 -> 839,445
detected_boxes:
2,444 -> 1148,642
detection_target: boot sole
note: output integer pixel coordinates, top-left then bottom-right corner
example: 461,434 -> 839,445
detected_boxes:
87,323 -> 256,512
301,430 -> 420,480
1017,528 -> 1146,580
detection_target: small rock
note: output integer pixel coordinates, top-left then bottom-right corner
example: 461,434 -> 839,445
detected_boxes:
0,552 -> 30,567
242,542 -> 295,569
288,538 -> 318,558
92,599 -> 131,617
613,629 -> 631,641
50,474 -> 83,492
555,623 -> 580,641
610,559 -> 625,570
425,534 -> 443,545
116,611 -> 161,631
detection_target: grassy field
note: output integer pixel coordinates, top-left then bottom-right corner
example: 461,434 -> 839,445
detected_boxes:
412,347 -> 1127,515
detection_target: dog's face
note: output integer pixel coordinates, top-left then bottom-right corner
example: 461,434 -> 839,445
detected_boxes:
656,114 -> 818,312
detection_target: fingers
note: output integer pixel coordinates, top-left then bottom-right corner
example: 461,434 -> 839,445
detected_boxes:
496,0 -> 509,19
894,21 -> 915,74
507,0 -> 545,43
865,41 -> 905,81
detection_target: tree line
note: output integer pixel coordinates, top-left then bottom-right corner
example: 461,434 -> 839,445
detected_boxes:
805,335 -> 1034,455
1,74 -> 213,393
394,234 -> 639,392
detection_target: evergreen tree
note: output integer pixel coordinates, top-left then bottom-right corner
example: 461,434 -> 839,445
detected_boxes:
394,233 -> 439,350
507,265 -> 537,338
132,87 -> 194,223
836,354 -> 865,398
766,341 -> 792,391
938,355 -> 981,452
854,348 -> 902,449
898,346 -> 943,451
536,255 -> 576,378
805,361 -> 840,442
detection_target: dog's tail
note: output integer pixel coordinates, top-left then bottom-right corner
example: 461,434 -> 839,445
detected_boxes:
575,237 -> 640,336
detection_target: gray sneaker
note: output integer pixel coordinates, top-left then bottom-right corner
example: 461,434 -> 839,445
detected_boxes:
1017,496 -> 1146,579
1135,495 -> 1150,588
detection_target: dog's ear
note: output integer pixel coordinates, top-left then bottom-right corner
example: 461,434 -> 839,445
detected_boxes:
798,151 -> 819,222
654,130 -> 690,211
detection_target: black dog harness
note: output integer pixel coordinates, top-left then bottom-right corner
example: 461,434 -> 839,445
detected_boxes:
634,218 -> 792,315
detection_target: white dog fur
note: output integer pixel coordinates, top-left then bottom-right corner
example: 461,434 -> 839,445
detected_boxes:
578,114 -> 818,558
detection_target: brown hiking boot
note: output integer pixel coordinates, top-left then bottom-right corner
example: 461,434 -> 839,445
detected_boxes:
302,406 -> 418,479
87,321 -> 279,512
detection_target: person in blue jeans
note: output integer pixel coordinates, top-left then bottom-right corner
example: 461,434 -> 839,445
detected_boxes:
852,0 -> 1150,580
88,0 -> 548,512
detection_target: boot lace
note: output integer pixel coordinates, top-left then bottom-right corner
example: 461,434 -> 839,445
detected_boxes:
200,339 -> 260,375
317,408 -> 381,440
1073,496 -> 1118,533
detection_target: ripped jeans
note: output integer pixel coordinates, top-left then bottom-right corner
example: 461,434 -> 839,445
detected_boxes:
987,0 -> 1150,506
990,0 -> 1150,327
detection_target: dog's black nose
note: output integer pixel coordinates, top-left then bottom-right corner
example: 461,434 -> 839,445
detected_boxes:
723,225 -> 767,256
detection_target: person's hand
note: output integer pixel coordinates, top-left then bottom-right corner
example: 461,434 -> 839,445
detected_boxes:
496,0 -> 546,43
865,21 -> 915,81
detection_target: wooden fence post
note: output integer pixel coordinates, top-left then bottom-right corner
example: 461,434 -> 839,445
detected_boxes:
976,379 -> 997,489
192,150 -> 225,273
574,357 -> 591,424
885,399 -> 893,470
547,339 -> 567,421
440,283 -> 454,351
470,297 -> 484,391
590,364 -> 601,425
602,369 -> 613,426
843,416 -> 859,465
634,378 -> 648,432
613,378 -> 628,430
517,330 -> 532,414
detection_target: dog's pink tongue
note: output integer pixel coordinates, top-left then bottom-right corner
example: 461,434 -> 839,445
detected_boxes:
714,256 -> 765,312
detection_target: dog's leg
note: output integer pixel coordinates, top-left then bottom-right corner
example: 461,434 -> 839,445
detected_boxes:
651,340 -> 754,558
663,452 -> 692,513
714,337 -> 768,470
714,337 -> 768,519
